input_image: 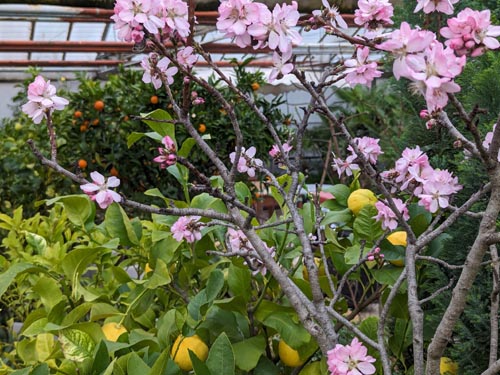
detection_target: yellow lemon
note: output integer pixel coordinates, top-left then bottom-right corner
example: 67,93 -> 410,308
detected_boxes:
144,263 -> 153,274
102,323 -> 127,342
302,258 -> 325,281
279,340 -> 305,367
440,357 -> 458,375
347,189 -> 377,215
171,335 -> 209,371
387,231 -> 407,267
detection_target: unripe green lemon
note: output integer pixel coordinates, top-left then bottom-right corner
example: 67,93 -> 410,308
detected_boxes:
299,361 -> 321,374
279,340 -> 305,367
387,231 -> 407,267
171,335 -> 209,371
347,189 -> 377,215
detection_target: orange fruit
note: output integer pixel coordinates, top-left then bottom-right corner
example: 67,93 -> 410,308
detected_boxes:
92,119 -> 100,126
110,167 -> 119,177
123,115 -> 130,121
251,82 -> 260,91
150,95 -> 159,104
74,110 -> 83,118
80,124 -> 88,132
198,123 -> 206,133
94,100 -> 105,111
283,117 -> 292,126
78,159 -> 88,169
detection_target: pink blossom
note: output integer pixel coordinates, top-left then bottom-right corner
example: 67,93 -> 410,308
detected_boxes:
163,0 -> 190,38
80,171 -> 121,209
482,126 -> 500,161
441,8 -> 500,57
349,136 -> 383,164
229,146 -> 263,178
269,50 -> 294,82
367,247 -> 384,261
177,46 -> 198,68
141,53 -> 178,89
22,75 -> 69,124
374,199 -> 409,230
332,154 -> 360,178
344,46 -> 382,88
376,22 -> 435,79
153,135 -> 177,168
112,0 -> 165,40
217,0 -> 266,48
312,0 -> 348,30
267,1 -> 302,53
354,0 -> 394,29
171,216 -> 203,243
327,337 -> 376,375
414,0 -> 459,15
227,228 -> 275,275
269,142 -> 292,158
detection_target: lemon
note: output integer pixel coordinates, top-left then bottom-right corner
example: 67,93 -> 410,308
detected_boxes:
144,263 -> 153,274
347,189 -> 377,215
102,322 -> 127,342
387,231 -> 407,267
171,335 -> 209,371
279,340 -> 305,367
299,361 -> 321,374
440,357 -> 458,375
302,258 -> 325,281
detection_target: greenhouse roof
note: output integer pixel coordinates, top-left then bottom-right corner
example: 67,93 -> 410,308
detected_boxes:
0,3 -> 357,77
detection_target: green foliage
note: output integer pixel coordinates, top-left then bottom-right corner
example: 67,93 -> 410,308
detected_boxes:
0,63 -> 286,217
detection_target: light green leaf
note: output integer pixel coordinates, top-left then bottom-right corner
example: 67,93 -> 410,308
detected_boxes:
227,264 -> 252,304
353,205 -> 383,243
46,195 -> 95,228
233,336 -> 266,371
32,276 -> 64,311
127,352 -> 150,373
35,333 -> 55,362
0,262 -> 40,299
141,109 -> 175,138
206,269 -> 224,302
105,203 -> 140,246
372,267 -> 404,286
206,333 -> 235,375
148,349 -> 171,375
178,138 -> 197,158
24,232 -> 47,254
59,328 -> 96,362
190,350 -> 212,375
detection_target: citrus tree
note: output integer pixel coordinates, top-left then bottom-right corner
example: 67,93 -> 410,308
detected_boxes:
2,0 -> 500,374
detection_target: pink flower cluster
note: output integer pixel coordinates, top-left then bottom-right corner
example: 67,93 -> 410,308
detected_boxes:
482,125 -> 500,162
381,146 -> 462,213
333,136 -> 382,177
441,8 -> 500,57
414,0 -> 458,15
153,135 -> 177,168
111,0 -> 189,43
80,171 -> 122,209
354,0 -> 394,30
377,22 -> 465,111
229,146 -> 263,178
227,228 -> 275,275
22,76 -> 69,124
327,337 -> 376,375
269,142 -> 292,168
344,46 -> 383,88
374,198 -> 410,230
217,0 -> 301,82
140,53 -> 178,89
171,216 -> 203,243
367,247 -> 384,262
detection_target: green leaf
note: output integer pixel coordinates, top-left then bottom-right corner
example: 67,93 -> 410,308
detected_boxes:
233,336 -> 266,371
167,164 -> 189,191
31,364 -> 49,375
91,341 -> 110,375
372,267 -> 404,286
388,318 -> 412,362
344,244 -> 361,265
178,138 -> 197,158
0,262 -> 40,299
358,316 -> 378,341
127,352 -> 150,373
227,264 -> 252,304
206,333 -> 235,375
321,209 -> 352,227
46,195 -> 95,228
353,205 -> 383,242
35,333 -> 55,362
322,184 -> 350,206
148,349 -> 171,375
235,182 -> 252,204
190,350 -> 212,375
127,132 -> 145,148
141,109 -> 175,138
145,259 -> 171,289
32,276 -> 64,311
59,328 -> 96,362
188,290 -> 207,321
24,232 -> 47,254
206,269 -> 225,302
105,203 -> 140,246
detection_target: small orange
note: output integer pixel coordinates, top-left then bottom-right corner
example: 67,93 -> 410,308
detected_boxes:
92,119 -> 100,126
251,82 -> 260,91
123,115 -> 130,121
74,110 -> 83,118
150,95 -> 159,104
283,117 -> 292,126
78,159 -> 88,169
198,123 -> 206,133
80,124 -> 88,132
94,100 -> 105,112
110,167 -> 119,177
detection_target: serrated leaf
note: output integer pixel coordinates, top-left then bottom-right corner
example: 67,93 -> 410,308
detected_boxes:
59,328 -> 96,362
